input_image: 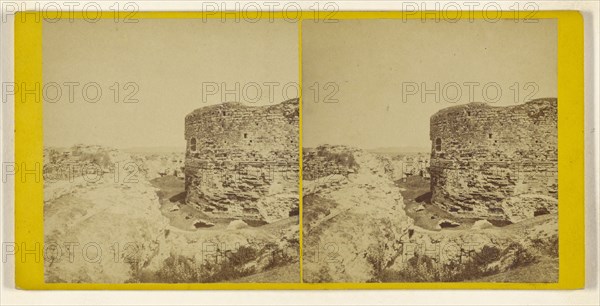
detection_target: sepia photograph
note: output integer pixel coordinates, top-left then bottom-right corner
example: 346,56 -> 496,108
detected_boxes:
3,2 -> 593,305
301,19 -> 559,283
42,18 -> 300,283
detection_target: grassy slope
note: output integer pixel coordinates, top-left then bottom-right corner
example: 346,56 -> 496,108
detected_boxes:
229,263 -> 300,283
470,257 -> 558,283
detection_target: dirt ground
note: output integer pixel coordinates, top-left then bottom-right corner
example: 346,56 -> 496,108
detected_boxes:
150,175 -> 292,231
396,175 -> 480,231
150,175 -> 231,231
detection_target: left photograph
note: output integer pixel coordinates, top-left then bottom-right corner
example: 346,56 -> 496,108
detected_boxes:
42,18 -> 300,283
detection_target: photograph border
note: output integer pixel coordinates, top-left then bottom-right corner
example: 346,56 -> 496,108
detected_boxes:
14,10 -> 584,290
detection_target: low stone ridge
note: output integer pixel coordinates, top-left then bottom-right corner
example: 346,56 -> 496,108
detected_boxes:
471,219 -> 494,230
227,219 -> 249,230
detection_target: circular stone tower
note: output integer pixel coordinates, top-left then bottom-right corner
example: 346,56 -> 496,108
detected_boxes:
428,98 -> 558,222
184,98 -> 299,223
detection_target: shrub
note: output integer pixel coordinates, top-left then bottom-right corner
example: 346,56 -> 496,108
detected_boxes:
446,246 -> 502,281
127,245 -> 263,283
371,244 -> 527,282
262,242 -> 294,270
376,254 -> 443,282
506,242 -> 538,269
302,194 -> 338,232
315,149 -> 359,170
312,265 -> 334,283
530,235 -> 558,258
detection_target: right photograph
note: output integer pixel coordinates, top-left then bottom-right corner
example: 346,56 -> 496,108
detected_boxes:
301,19 -> 558,283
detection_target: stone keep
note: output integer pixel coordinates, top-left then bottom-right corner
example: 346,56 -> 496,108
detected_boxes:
184,99 -> 299,223
429,98 -> 558,222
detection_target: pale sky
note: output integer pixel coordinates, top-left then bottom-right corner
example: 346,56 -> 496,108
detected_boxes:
43,19 -> 299,149
302,19 -> 557,149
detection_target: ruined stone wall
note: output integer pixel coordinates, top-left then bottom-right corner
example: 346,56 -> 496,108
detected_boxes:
429,98 -> 558,222
184,98 -> 299,223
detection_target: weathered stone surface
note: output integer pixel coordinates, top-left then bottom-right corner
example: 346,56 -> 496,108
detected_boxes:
500,194 -> 558,223
184,99 -> 299,223
139,152 -> 185,179
43,148 -> 170,283
429,98 -> 558,221
302,146 -> 412,282
471,219 -> 494,230
227,219 -> 249,230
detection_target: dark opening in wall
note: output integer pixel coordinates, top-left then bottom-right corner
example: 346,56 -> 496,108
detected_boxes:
244,133 -> 248,139
190,138 -> 197,151
489,133 -> 493,139
435,138 -> 442,152
534,207 -> 550,217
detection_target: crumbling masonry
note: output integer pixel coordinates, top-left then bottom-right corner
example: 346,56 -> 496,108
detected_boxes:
184,99 -> 299,223
429,98 -> 558,222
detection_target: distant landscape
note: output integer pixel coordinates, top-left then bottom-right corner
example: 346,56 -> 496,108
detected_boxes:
367,146 -> 431,155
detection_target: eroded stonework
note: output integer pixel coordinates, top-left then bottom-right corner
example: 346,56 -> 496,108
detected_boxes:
429,98 -> 558,222
184,99 -> 299,223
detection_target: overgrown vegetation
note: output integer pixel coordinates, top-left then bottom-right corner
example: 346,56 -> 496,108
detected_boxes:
302,194 -> 339,233
504,242 -> 538,270
368,242 -> 540,283
311,265 -> 334,283
315,148 -> 359,170
127,243 -> 294,283
263,242 -> 295,270
530,235 -> 559,258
